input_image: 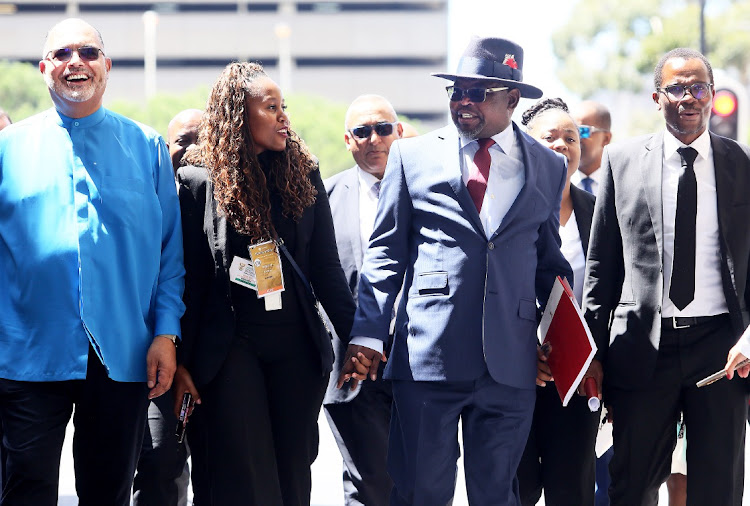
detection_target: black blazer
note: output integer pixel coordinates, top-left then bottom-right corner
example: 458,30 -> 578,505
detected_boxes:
583,132 -> 750,389
176,165 -> 356,387
570,184 -> 595,257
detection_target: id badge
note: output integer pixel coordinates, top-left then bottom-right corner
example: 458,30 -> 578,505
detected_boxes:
248,241 -> 285,298
229,256 -> 257,291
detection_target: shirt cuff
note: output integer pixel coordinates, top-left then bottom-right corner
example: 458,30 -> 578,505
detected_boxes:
349,336 -> 384,355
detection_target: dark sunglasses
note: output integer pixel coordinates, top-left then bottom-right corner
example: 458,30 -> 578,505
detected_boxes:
578,125 -> 609,139
656,82 -> 712,101
446,85 -> 509,103
46,46 -> 104,62
349,122 -> 398,139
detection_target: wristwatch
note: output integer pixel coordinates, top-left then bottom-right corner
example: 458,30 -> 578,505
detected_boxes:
159,334 -> 178,347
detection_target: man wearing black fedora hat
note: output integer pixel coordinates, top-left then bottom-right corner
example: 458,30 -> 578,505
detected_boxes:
336,36 -> 572,504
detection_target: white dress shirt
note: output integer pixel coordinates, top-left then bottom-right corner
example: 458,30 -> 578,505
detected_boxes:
559,210 -> 585,304
571,168 -> 602,196
357,168 -> 380,253
459,125 -> 525,237
661,129 -> 727,317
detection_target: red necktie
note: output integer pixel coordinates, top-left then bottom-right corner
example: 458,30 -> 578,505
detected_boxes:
467,138 -> 495,212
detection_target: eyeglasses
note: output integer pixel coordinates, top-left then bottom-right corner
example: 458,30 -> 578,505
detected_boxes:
446,86 -> 509,103
656,82 -> 713,101
349,122 -> 398,139
578,125 -> 609,139
45,46 -> 104,62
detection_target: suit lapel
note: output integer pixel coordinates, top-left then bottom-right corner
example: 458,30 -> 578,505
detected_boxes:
440,127 -> 486,237
712,133 -> 740,297
641,132 -> 664,265
344,168 -> 364,270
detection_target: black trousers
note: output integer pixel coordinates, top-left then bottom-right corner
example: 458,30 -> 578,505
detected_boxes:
324,363 -> 393,506
133,390 -> 190,506
517,383 -> 599,506
608,315 -> 748,506
188,327 -> 328,506
0,347 -> 149,506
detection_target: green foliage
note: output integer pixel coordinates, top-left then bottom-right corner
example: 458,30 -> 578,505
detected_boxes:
553,0 -> 750,97
107,88 -> 210,138
285,94 -> 351,178
0,61 -> 52,121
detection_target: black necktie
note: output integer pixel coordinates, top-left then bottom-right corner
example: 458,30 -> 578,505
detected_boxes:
372,180 -> 381,198
670,147 -> 699,310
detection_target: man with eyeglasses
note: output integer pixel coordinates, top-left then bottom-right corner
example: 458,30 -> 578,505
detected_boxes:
322,94 -> 403,506
0,18 -> 184,505
336,37 -> 572,505
571,101 -> 612,197
581,47 -> 750,505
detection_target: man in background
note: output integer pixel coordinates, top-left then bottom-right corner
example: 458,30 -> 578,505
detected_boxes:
323,94 -> 403,506
166,108 -> 202,176
571,101 -> 611,196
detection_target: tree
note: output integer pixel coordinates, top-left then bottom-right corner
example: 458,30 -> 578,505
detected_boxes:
552,0 -> 750,97
0,61 -> 51,121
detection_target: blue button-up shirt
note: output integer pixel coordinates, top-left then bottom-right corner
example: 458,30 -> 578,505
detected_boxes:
0,107 -> 185,382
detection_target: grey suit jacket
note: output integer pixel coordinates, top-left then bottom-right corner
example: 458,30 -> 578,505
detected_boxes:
323,166 -> 367,404
583,131 -> 750,389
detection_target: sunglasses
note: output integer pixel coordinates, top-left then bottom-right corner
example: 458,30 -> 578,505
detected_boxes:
446,86 -> 509,103
578,125 -> 609,139
656,82 -> 712,101
349,122 -> 398,139
46,46 -> 104,62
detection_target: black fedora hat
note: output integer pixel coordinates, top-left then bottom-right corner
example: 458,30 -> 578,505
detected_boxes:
433,36 -> 543,99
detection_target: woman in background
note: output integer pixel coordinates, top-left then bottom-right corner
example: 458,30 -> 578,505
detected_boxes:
174,62 -> 355,505
516,97 -> 600,505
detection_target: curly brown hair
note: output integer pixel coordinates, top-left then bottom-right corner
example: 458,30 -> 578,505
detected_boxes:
186,62 -> 317,241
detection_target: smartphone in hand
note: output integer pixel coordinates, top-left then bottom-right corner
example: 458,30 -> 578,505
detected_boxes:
175,392 -> 193,443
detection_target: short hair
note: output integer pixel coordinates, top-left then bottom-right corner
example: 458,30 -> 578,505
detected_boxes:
654,48 -> 713,89
521,97 -> 569,128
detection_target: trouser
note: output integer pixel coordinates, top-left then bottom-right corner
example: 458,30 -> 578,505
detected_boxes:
389,374 -> 535,506
608,315 -> 747,506
324,362 -> 393,506
517,383 -> 599,505
188,328 -> 327,505
133,390 -> 190,506
0,347 -> 149,506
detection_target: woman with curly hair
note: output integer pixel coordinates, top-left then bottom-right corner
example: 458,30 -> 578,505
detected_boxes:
174,62 -> 356,505
515,97 -> 600,506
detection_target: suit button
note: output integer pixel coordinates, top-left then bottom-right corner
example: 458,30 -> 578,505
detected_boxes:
488,242 -> 495,250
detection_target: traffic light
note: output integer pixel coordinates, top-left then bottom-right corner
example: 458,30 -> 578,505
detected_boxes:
710,88 -> 739,140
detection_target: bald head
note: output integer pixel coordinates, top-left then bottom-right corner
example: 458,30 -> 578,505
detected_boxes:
571,101 -> 612,176
168,109 -> 203,174
344,95 -> 402,179
43,18 -> 104,58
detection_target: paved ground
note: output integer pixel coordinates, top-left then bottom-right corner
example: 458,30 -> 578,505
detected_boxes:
57,411 -> 749,505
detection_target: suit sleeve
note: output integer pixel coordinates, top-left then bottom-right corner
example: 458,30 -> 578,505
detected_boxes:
582,148 -> 624,363
350,139 -> 412,344
308,167 -> 357,341
535,156 -> 573,309
176,168 -> 214,366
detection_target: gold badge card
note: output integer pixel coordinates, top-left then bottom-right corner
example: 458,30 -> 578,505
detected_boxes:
248,241 -> 285,298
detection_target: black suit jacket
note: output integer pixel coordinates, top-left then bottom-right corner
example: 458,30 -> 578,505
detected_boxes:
583,131 -> 750,389
176,165 -> 356,387
570,184 -> 595,258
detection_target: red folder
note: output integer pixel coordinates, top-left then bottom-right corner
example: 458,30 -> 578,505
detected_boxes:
539,276 -> 597,406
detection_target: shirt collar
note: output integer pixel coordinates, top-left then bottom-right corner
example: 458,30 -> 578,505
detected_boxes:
52,106 -> 106,128
356,165 -> 381,190
663,128 -> 711,162
459,122 -> 515,154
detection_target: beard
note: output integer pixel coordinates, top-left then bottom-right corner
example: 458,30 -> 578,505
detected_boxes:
44,70 -> 107,103
452,113 -> 485,140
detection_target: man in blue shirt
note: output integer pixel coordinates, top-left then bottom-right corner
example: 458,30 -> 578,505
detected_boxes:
0,18 -> 184,506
